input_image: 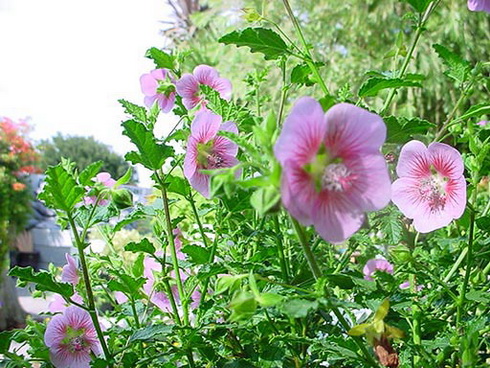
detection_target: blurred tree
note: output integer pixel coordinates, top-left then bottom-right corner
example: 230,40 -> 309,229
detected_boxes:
38,134 -> 135,182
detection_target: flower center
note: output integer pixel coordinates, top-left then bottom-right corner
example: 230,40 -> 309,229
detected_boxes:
321,163 -> 353,192
196,141 -> 223,168
419,173 -> 448,212
69,336 -> 86,352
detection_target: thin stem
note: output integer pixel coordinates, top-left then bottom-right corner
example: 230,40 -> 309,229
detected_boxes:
456,187 -> 477,329
277,58 -> 289,127
188,192 -> 209,249
282,0 -> 330,96
381,0 -> 440,114
273,215 -> 290,282
290,217 -> 378,367
154,170 -> 190,326
67,214 -> 112,364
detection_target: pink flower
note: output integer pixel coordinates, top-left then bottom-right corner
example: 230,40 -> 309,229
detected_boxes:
184,110 -> 239,198
83,172 -> 116,206
176,65 -> 232,110
44,306 -> 101,368
140,69 -> 176,113
391,141 -> 466,233
468,0 -> 490,12
48,293 -> 83,313
61,254 -> 79,285
477,120 -> 489,126
274,97 -> 391,243
399,280 -> 424,292
114,291 -> 128,304
363,258 -> 394,281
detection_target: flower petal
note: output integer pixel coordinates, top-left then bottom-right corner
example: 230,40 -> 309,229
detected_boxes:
194,65 -> 220,85
312,191 -> 365,243
281,161 -> 317,225
140,73 -> 157,96
324,103 -> 386,159
189,170 -> 211,198
213,77 -> 232,100
190,110 -> 222,142
214,122 -> 238,157
184,136 -> 198,179
274,97 -> 326,166
395,140 -> 430,178
428,142 -> 464,179
443,175 -> 467,220
344,153 -> 391,211
150,68 -> 168,81
176,74 -> 198,99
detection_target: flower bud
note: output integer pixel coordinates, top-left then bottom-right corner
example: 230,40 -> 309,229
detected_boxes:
111,188 -> 133,209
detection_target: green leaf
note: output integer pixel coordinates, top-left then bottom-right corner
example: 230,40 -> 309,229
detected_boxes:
145,47 -> 175,70
114,167 -> 133,188
476,216 -> 490,233
9,266 -> 74,298
219,27 -> 290,60
0,331 -> 13,353
280,299 -> 318,318
256,293 -> 284,307
122,120 -> 174,170
118,99 -> 147,123
325,274 -> 356,289
358,77 -> 421,97
229,291 -> 257,321
403,0 -> 432,13
250,186 -> 281,217
378,210 -> 403,244
466,290 -> 490,303
78,161 -> 104,186
433,44 -> 471,84
130,325 -> 173,342
290,62 -> 323,86
181,245 -> 211,264
38,164 -> 85,212
107,274 -> 146,297
165,175 -> 190,197
347,323 -> 370,336
216,275 -> 245,294
460,103 -> 490,121
384,116 -> 435,144
124,238 -> 156,254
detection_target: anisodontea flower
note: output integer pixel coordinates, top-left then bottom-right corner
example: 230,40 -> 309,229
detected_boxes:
49,293 -> 83,313
274,97 -> 391,243
391,140 -> 466,233
61,254 -> 79,285
363,258 -> 394,281
140,69 -> 176,113
176,65 -> 232,110
184,110 -> 239,198
468,0 -> 490,12
44,306 -> 101,368
83,172 -> 116,206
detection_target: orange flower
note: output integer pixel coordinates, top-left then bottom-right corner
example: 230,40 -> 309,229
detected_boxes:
12,182 -> 26,191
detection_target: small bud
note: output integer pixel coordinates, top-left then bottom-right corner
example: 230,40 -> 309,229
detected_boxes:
242,8 -> 261,22
111,189 -> 133,209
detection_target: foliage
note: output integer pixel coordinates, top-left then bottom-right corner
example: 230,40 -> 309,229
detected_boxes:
38,133 -> 133,181
0,117 -> 40,273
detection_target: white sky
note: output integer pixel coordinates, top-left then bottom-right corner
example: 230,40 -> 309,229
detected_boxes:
0,0 -> 178,185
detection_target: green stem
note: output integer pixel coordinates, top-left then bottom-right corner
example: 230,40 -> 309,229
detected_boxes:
456,188 -> 477,329
282,0 -> 330,96
277,58 -> 289,127
273,215 -> 290,282
290,218 -> 378,367
67,214 -> 112,365
381,0 -> 440,115
155,171 -> 190,326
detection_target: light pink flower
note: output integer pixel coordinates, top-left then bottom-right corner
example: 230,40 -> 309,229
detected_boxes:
274,97 -> 391,243
363,258 -> 394,281
176,65 -> 232,110
399,280 -> 424,292
391,141 -> 466,233
83,172 -> 116,206
468,0 -> 490,12
44,306 -> 101,368
140,69 -> 176,113
48,293 -> 83,313
114,291 -> 128,304
477,120 -> 488,126
61,254 -> 79,285
184,110 -> 239,198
